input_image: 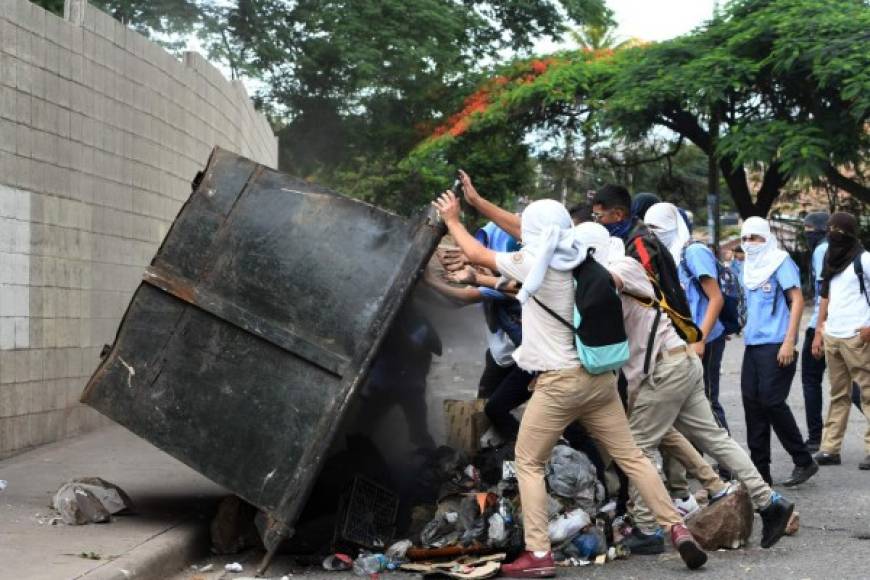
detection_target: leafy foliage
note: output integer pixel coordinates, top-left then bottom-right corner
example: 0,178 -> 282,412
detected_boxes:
410,0 -> 870,218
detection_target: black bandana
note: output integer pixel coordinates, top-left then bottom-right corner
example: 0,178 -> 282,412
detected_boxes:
820,212 -> 863,297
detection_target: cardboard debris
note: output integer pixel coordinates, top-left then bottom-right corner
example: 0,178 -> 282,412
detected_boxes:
401,554 -> 505,579
444,400 -> 490,457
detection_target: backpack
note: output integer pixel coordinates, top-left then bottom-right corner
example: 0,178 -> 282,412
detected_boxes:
532,251 -> 630,374
680,241 -> 746,335
625,227 -> 703,344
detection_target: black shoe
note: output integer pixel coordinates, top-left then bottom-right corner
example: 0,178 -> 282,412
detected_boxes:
814,451 -> 841,465
620,527 -> 665,555
860,455 -> 870,470
759,492 -> 794,548
805,441 -> 820,453
782,461 -> 819,487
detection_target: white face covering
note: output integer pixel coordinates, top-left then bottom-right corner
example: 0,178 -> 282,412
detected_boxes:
516,200 -> 587,304
644,202 -> 690,262
573,222 -> 613,265
740,217 -> 788,290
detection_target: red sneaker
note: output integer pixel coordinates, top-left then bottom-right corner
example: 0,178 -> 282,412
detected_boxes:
670,524 -> 707,570
500,551 -> 555,578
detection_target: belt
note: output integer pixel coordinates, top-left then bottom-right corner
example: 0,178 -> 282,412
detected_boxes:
656,344 -> 691,362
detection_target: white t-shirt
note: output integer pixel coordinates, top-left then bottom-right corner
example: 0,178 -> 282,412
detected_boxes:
495,250 -> 580,372
608,257 -> 685,399
487,328 -> 517,367
825,252 -> 870,339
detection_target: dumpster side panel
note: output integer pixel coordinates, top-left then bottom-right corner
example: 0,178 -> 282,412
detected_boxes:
81,148 -> 445,539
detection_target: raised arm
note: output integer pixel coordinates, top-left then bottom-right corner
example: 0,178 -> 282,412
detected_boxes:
433,191 -> 498,272
459,170 -> 522,240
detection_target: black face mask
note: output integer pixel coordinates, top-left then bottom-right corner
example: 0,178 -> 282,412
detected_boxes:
806,230 -> 826,251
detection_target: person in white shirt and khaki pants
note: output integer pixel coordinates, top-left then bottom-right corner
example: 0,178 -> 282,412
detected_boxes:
812,212 -> 870,470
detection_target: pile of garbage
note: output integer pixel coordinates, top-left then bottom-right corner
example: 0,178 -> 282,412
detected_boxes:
321,440 -> 630,577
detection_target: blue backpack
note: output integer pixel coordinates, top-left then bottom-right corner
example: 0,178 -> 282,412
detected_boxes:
681,242 -> 746,336
533,251 -> 630,374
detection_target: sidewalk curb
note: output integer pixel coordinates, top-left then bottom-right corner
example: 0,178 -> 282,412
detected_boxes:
75,517 -> 210,580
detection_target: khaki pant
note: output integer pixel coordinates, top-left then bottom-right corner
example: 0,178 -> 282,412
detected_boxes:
629,352 -> 772,532
821,334 -> 870,455
515,367 -> 682,552
660,429 -> 726,498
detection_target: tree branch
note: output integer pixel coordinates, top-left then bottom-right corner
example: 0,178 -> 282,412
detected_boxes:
824,165 -> 870,206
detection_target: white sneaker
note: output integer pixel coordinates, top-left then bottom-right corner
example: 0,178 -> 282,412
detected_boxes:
673,494 -> 700,518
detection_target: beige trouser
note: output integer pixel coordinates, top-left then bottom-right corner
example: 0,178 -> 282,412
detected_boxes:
629,352 -> 772,533
821,334 -> 870,455
515,366 -> 683,552
660,430 -> 726,498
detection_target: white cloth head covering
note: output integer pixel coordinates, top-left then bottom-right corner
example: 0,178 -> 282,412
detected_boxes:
609,236 -> 626,264
573,222 -> 613,265
516,199 -> 597,304
644,202 -> 690,261
740,216 -> 788,290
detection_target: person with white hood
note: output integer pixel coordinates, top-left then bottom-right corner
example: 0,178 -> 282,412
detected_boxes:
606,222 -> 797,554
645,202 -> 730,432
432,191 -> 707,575
739,217 -> 818,487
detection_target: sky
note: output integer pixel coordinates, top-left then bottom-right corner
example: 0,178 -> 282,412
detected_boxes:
536,0 -> 718,52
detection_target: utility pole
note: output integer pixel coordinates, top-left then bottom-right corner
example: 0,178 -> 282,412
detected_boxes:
708,107 -> 721,254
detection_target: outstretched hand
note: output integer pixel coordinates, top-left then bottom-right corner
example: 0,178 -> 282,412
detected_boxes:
458,170 -> 481,206
433,191 -> 462,224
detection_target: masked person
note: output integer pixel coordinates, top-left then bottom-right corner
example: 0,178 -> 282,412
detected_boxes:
598,221 -> 795,554
432,192 -> 707,576
592,185 -> 640,241
811,212 -> 870,471
646,203 -> 729,432
740,217 -> 818,486
799,212 -> 862,451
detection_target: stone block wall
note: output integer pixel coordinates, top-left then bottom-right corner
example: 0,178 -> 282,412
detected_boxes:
0,0 -> 278,457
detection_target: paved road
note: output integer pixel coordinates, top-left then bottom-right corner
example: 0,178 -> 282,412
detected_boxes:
177,306 -> 870,580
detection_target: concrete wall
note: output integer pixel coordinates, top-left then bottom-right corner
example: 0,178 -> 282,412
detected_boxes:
0,0 -> 278,457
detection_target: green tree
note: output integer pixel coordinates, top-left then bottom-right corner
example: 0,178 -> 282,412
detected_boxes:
409,0 -> 870,218
605,0 -> 870,217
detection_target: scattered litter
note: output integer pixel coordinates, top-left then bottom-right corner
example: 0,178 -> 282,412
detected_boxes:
119,570 -> 131,578
79,552 -> 101,560
53,478 -> 133,525
352,553 -> 389,576
548,508 -> 591,543
386,539 -> 413,561
225,562 -> 244,572
191,563 -> 214,572
594,554 -> 606,565
547,446 -> 603,512
0,480 -> 7,492
322,553 -> 353,571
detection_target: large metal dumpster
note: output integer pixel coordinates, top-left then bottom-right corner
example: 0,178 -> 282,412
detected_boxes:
81,148 -> 444,565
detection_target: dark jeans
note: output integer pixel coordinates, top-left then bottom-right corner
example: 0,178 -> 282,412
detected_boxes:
703,335 -> 729,432
478,349 -> 514,399
484,365 -> 608,491
742,344 -> 813,484
800,326 -> 865,445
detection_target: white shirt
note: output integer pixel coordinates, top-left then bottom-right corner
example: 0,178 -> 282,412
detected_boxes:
495,250 -> 580,372
487,328 -> 516,367
608,257 -> 685,401
825,252 -> 870,339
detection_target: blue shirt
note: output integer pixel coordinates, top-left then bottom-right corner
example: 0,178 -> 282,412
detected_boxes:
476,222 -> 520,252
730,259 -> 744,281
741,257 -> 801,345
808,241 -> 828,328
679,243 -> 725,342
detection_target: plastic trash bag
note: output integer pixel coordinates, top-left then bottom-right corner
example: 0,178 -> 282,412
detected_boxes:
546,445 -> 603,510
548,508 -> 591,544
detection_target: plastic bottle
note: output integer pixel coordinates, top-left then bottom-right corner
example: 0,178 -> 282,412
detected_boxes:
352,554 -> 389,577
